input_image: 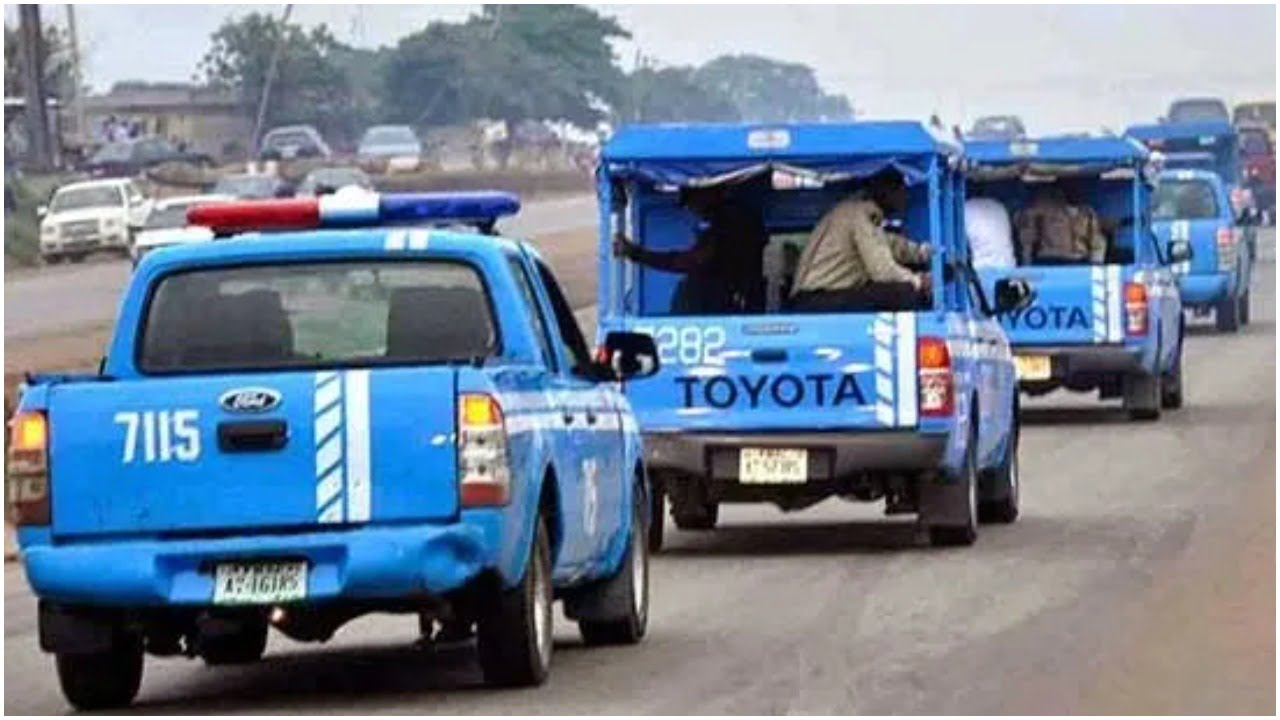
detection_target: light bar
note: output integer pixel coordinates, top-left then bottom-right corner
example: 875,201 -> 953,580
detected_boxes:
187,189 -> 521,234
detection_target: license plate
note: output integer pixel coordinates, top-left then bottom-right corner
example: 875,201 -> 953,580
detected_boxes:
213,561 -> 307,605
739,448 -> 808,484
1014,355 -> 1052,381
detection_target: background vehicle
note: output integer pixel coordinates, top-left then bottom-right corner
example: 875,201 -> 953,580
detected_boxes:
211,173 -> 292,200
1151,169 -> 1253,331
967,135 -> 1187,420
1165,97 -> 1230,124
965,115 -> 1028,140
258,124 -> 332,161
1233,100 -> 1276,131
357,124 -> 423,173
81,137 -> 213,178
11,192 -> 657,710
598,122 -> 1032,549
37,178 -> 151,263
129,193 -> 230,266
295,166 -> 374,196
1237,123 -> 1276,223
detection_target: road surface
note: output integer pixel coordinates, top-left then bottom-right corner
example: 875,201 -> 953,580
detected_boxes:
4,230 -> 1274,714
2,193 -> 599,340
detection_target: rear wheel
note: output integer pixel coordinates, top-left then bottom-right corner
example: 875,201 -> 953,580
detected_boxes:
978,413 -> 1020,524
1123,372 -> 1161,421
928,428 -> 979,547
576,486 -> 650,646
1161,341 -> 1184,410
1215,294 -> 1241,332
647,476 -> 665,553
55,634 -> 143,710
476,516 -> 553,687
672,500 -> 718,531
1239,290 -> 1251,326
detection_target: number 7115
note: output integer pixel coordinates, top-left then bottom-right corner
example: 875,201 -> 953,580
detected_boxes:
113,410 -> 201,464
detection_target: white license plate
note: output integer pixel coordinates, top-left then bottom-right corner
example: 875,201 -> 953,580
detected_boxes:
739,448 -> 808,484
213,561 -> 307,605
1014,355 -> 1052,381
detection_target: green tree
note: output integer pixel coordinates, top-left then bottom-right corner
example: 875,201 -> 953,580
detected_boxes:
4,23 -> 75,100
618,66 -> 741,124
694,54 -> 853,123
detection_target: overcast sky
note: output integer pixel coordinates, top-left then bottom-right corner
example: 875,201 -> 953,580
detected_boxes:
12,4 -> 1277,132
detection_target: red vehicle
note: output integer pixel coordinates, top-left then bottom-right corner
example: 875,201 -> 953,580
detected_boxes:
1238,123 -> 1275,222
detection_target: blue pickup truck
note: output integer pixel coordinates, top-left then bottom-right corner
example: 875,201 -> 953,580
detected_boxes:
966,135 -> 1188,420
596,122 -> 1033,549
9,192 -> 659,709
1150,168 -> 1253,331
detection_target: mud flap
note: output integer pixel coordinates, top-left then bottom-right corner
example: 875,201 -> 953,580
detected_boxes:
916,474 -> 970,526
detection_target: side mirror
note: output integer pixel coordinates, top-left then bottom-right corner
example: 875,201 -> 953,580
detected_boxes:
597,331 -> 660,381
1167,239 -> 1194,264
36,204 -> 47,218
993,278 -> 1035,315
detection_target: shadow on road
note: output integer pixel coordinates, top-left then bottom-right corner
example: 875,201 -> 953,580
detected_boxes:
1020,406 -> 1129,425
660,519 -> 922,557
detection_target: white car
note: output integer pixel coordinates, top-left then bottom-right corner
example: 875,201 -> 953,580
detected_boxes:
131,194 -> 232,267
39,179 -> 151,263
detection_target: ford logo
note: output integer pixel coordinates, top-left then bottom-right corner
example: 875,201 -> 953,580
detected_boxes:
219,387 -> 282,414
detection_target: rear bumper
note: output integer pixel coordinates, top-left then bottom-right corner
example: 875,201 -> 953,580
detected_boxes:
643,430 -> 948,479
1178,272 -> 1234,306
22,519 -> 496,607
1014,344 -> 1144,388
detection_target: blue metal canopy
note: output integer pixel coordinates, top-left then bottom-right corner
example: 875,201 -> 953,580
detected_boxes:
965,135 -> 1149,167
1125,120 -> 1237,144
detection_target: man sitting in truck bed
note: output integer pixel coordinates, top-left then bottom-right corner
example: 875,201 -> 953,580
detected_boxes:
1014,184 -> 1107,265
788,170 -> 932,312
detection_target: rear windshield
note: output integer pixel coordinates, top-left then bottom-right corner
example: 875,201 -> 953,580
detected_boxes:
1152,180 -> 1219,221
1169,100 -> 1229,123
140,261 -> 498,373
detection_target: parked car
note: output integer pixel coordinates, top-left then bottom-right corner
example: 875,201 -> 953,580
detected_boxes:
37,178 -> 151,263
965,115 -> 1027,141
211,173 -> 291,199
357,124 -> 423,173
295,166 -> 374,196
11,191 -> 657,709
1166,97 -> 1230,124
258,124 -> 332,161
82,137 -> 213,179
130,194 -> 232,267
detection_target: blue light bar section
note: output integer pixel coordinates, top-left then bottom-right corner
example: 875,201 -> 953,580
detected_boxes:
377,191 -> 521,226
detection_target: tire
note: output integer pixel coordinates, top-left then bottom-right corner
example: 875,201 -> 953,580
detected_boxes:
928,427 -> 979,547
1215,294 -> 1240,332
576,488 -> 650,646
1239,290 -> 1251,326
477,515 -> 553,688
647,476 -> 665,553
1123,372 -> 1161,421
1161,341 -> 1184,410
978,413 -> 1019,524
200,618 -> 268,665
55,635 -> 144,711
671,500 -> 718,531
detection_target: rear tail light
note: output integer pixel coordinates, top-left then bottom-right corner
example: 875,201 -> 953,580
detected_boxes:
1216,227 -> 1236,272
917,337 -> 953,418
457,394 -> 511,507
8,411 -> 50,525
1124,282 -> 1148,337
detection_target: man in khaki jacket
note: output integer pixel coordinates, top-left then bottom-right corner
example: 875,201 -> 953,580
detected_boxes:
789,171 -> 932,312
1014,185 -> 1107,265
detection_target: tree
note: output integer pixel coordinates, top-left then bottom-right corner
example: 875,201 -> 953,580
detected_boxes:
4,23 -> 75,100
618,66 -> 741,124
693,54 -> 853,123
198,12 -> 359,144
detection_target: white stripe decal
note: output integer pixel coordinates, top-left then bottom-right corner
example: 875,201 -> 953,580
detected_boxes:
314,371 -> 345,524
343,370 -> 372,523
895,312 -> 917,426
384,229 -> 407,251
872,313 -> 896,427
1090,266 -> 1106,343
407,229 -> 430,250
1106,265 -> 1123,342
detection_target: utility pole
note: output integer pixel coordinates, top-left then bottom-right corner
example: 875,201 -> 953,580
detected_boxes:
250,3 -> 293,160
18,4 -> 53,170
65,4 -> 87,148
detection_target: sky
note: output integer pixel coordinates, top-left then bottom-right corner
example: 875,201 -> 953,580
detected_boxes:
9,4 -> 1277,133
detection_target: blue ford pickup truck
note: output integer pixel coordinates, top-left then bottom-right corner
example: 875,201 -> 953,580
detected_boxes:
9,192 -> 659,709
966,136 -> 1189,421
1150,168 -> 1253,331
595,122 -> 1033,549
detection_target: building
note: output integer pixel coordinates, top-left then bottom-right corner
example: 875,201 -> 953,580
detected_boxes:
83,82 -> 251,162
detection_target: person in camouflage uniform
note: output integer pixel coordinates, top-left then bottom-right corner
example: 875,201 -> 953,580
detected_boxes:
789,170 -> 932,312
1015,185 -> 1108,265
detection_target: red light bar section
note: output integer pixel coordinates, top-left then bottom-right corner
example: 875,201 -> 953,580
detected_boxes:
187,199 -> 320,233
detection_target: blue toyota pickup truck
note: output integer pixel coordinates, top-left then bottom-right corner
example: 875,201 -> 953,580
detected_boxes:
595,122 -> 1033,549
966,135 -> 1189,420
1150,168 -> 1253,331
9,192 -> 659,709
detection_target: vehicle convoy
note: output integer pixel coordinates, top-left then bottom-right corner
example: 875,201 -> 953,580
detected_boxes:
966,135 -> 1188,420
130,194 -> 231,267
1151,169 -> 1255,332
37,178 -> 152,263
596,122 -> 1033,550
10,192 -> 659,710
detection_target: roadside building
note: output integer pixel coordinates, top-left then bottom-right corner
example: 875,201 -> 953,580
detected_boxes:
83,82 -> 251,163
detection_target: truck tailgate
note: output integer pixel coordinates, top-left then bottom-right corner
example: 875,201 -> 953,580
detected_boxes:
48,367 -> 459,539
980,265 -> 1126,345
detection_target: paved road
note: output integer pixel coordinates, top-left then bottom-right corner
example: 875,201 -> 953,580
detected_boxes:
2,193 -> 599,340
5,231 -> 1274,714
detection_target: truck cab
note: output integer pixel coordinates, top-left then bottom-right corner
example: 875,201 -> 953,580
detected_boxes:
596,122 -> 1032,549
11,192 -> 657,710
966,135 -> 1187,420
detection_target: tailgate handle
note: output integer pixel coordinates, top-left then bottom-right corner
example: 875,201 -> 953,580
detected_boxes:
751,348 -> 788,363
218,420 -> 288,453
